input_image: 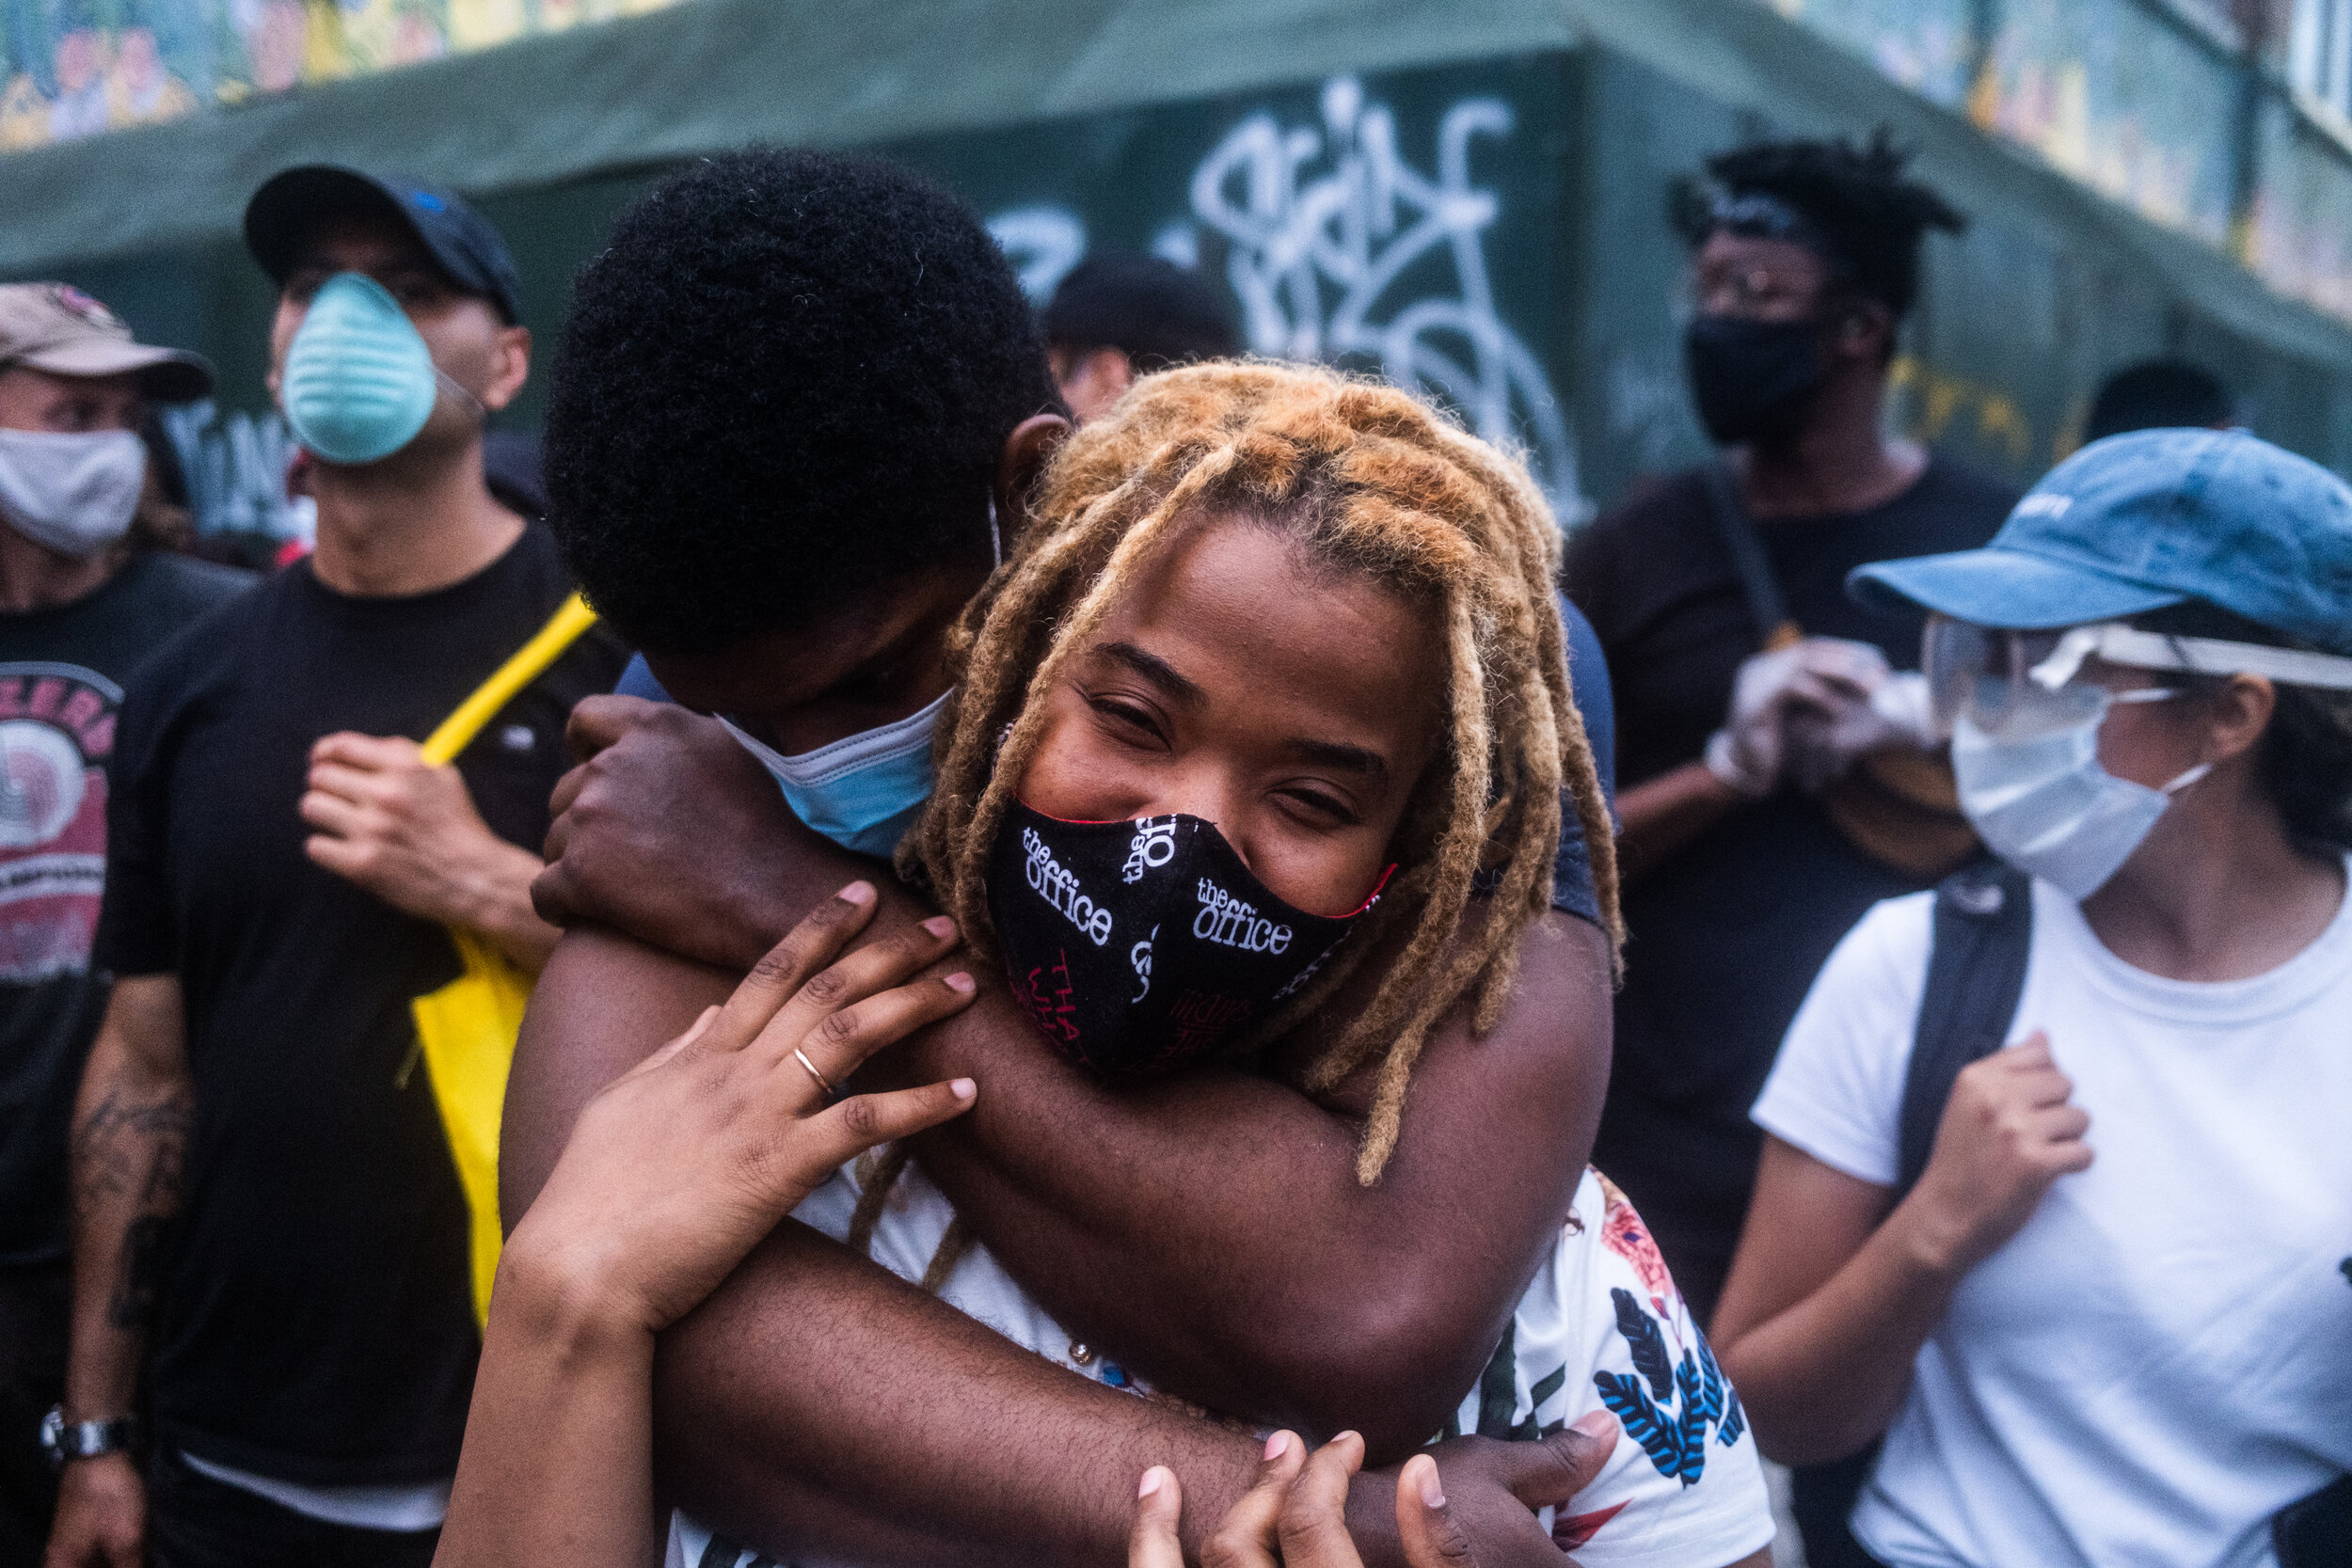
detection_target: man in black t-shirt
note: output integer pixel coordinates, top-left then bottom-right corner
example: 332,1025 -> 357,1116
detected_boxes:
0,284 -> 242,1564
1564,137 -> 2018,1333
47,171 -> 623,1568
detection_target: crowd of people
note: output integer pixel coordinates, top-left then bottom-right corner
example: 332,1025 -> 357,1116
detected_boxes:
0,124 -> 2344,1568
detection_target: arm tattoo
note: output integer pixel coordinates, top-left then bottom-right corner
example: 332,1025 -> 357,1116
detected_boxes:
73,1090 -> 193,1332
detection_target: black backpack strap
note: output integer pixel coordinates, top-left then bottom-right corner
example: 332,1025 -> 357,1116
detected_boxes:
1696,460 -> 1801,649
1894,862 -> 2035,1201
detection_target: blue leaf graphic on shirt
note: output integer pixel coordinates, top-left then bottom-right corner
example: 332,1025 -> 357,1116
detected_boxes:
1598,1291 -> 1760,1483
1675,1352 -> 1710,1482
1694,1327 -> 1747,1448
1611,1286 -> 1675,1399
1593,1368 -> 1701,1485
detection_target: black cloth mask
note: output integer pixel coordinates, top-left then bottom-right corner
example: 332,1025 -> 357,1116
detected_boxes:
1682,312 -> 1828,446
986,801 -> 1389,1080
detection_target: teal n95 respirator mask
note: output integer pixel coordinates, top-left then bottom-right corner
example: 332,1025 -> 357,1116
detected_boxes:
717,691 -> 949,859
280,273 -> 481,466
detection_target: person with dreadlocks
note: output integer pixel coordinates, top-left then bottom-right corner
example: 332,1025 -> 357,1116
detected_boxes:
446,359 -> 1774,1568
1563,133 -> 2020,1333
502,148 -> 1650,1568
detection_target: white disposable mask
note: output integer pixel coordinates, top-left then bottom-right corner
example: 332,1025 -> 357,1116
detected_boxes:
0,428 -> 146,558
1951,682 -> 2209,901
717,689 -> 950,858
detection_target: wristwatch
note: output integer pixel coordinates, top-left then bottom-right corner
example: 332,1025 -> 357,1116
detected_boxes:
39,1405 -> 135,1468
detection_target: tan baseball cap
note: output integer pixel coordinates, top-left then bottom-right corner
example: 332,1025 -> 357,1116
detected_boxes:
0,283 -> 213,403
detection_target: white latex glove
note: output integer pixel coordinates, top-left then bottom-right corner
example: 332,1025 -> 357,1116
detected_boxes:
1704,637 -> 1892,797
1786,667 -> 1942,793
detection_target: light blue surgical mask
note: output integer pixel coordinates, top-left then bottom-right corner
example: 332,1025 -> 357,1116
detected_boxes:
280,273 -> 477,466
717,690 -> 949,858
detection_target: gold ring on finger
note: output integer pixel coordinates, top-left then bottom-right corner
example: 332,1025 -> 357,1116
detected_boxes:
794,1047 -> 837,1101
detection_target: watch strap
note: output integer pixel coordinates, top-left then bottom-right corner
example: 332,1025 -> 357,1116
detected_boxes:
40,1405 -> 136,1463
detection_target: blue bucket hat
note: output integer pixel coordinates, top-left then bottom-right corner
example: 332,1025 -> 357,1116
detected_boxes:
1850,428 -> 2352,655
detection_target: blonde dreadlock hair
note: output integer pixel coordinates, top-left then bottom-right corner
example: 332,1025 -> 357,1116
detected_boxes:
899,360 -> 1619,1185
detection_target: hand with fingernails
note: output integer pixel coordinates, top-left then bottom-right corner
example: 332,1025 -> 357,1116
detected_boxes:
1130,1416 -> 1620,1568
499,879 -> 980,1336
1898,1029 -> 2094,1276
437,882 -> 980,1568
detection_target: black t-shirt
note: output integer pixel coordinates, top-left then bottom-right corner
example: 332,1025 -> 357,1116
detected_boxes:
1563,456 -> 2015,1313
95,524 -> 627,1485
0,552 -> 252,1267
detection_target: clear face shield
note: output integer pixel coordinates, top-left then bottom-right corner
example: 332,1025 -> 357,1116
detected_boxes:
1924,614 -> 2352,735
1925,612 -> 2352,898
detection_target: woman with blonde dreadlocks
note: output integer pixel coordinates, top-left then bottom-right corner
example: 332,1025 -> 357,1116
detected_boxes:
445,360 -> 1773,1567
623,362 -> 1765,1568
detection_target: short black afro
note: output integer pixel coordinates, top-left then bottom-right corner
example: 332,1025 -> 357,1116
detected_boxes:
1676,130 -> 1965,319
544,148 -> 1059,654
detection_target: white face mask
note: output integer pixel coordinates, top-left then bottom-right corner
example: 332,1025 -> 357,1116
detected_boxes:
0,428 -> 146,559
1951,682 -> 2210,901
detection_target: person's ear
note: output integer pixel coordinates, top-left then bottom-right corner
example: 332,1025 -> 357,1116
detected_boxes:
2200,673 -> 2278,768
1089,346 -> 1135,400
993,411 -> 1072,552
478,325 -> 532,415
1831,300 -> 1892,364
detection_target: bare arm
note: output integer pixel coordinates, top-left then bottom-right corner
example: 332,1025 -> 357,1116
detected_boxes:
526,702 -> 1610,1458
1707,1139 -> 1928,1465
441,891 -> 982,1568
501,926 -> 1606,1568
879,911 -> 1610,1459
499,925 -> 1264,1566
1604,760 -> 1742,886
1713,1035 -> 2092,1465
47,974 -> 192,1568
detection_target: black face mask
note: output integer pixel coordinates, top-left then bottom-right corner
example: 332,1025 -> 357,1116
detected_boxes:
986,801 -> 1388,1080
1682,312 -> 1828,446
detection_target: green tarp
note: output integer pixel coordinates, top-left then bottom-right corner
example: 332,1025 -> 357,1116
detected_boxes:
6,0 -> 2352,374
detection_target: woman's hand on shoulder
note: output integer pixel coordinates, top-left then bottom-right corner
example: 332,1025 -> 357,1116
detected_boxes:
1899,1030 -> 2092,1275
500,880 -> 979,1336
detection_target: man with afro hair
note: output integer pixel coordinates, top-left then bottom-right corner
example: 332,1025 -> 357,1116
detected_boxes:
499,149 -> 1630,1567
1563,132 -> 2019,1564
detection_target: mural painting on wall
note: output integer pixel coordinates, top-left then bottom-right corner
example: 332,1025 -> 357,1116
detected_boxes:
0,0 -> 685,151
1760,0 -> 2352,325
988,75 -> 1586,525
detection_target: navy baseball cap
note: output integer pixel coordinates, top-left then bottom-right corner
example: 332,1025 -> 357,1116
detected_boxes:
1851,428 -> 2352,655
244,166 -> 523,325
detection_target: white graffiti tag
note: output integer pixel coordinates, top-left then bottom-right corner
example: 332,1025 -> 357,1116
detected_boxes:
158,400 -> 310,543
986,75 -> 1586,524
1187,77 -> 1584,522
988,206 -> 1089,303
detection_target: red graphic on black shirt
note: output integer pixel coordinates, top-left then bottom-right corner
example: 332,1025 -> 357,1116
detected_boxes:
0,668 -> 117,983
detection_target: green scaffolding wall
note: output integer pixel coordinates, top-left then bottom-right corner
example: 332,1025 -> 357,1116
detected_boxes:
8,0 -> 2352,537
